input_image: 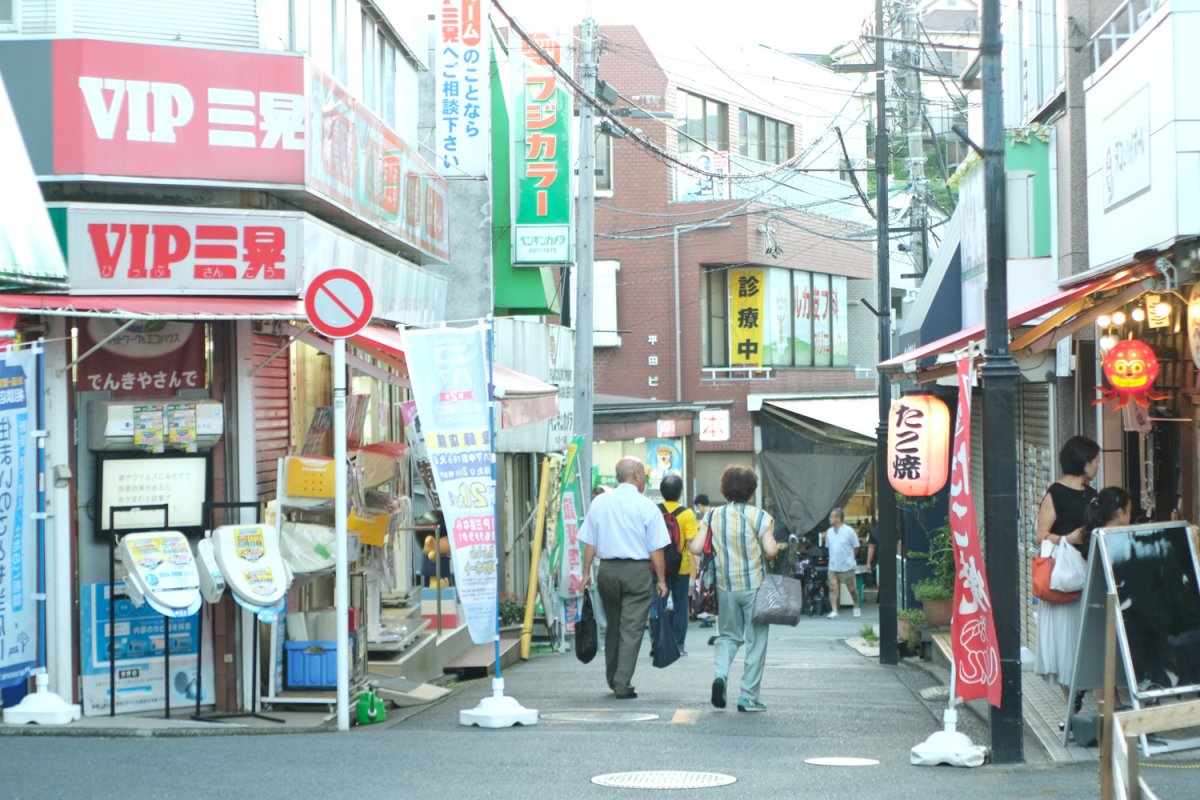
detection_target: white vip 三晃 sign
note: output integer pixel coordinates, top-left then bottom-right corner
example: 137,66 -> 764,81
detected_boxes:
65,205 -> 303,295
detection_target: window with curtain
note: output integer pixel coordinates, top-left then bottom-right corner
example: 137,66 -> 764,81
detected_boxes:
678,91 -> 728,154
739,111 -> 794,164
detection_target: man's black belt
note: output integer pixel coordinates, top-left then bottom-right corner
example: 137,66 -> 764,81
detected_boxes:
604,557 -> 649,562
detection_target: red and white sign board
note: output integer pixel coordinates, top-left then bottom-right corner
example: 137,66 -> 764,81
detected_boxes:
656,418 -> 676,438
304,269 -> 374,339
698,409 -> 731,442
64,205 -> 303,295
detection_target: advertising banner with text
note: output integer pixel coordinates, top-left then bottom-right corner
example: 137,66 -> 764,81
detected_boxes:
403,324 -> 496,645
436,0 -> 489,176
0,348 -> 38,689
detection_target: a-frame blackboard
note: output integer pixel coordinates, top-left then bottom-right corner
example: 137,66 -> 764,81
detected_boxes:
1066,521 -> 1200,756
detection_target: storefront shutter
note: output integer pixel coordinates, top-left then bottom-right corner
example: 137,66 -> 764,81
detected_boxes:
1018,380 -> 1054,650
251,325 -> 291,499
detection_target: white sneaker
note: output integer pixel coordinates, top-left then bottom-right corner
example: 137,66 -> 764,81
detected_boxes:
826,611 -> 839,619
853,607 -> 862,618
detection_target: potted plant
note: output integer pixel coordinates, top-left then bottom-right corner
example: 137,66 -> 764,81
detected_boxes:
908,523 -> 954,628
498,592 -> 525,630
897,608 -> 925,654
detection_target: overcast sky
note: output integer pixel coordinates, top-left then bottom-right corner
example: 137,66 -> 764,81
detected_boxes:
497,0 -> 877,55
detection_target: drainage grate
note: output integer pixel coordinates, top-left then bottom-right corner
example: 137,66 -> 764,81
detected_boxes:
591,771 -> 737,790
804,757 -> 880,767
542,711 -> 659,723
919,686 -> 950,702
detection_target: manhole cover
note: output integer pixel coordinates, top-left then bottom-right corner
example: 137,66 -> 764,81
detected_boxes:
591,771 -> 736,789
543,711 -> 659,723
804,757 -> 880,767
919,686 -> 950,702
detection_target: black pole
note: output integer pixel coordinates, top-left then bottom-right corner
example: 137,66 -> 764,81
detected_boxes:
873,0 -> 898,666
980,0 -> 1023,763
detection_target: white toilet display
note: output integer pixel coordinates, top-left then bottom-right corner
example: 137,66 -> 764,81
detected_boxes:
210,524 -> 293,622
194,537 -> 226,605
117,531 -> 202,618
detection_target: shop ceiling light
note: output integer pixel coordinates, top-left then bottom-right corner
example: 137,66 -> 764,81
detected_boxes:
1097,314 -> 1112,328
1112,311 -> 1127,325
1131,307 -> 1146,322
1155,301 -> 1172,317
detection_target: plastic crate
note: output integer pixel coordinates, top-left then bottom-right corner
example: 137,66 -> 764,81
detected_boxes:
285,640 -> 337,689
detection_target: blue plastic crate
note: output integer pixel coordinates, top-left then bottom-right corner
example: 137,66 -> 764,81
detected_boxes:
285,640 -> 337,689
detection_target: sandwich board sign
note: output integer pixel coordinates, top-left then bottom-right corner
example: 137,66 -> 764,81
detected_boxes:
1066,521 -> 1200,756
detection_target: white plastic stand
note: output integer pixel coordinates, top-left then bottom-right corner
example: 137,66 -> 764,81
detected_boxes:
459,677 -> 538,729
3,671 -> 81,726
910,707 -> 987,767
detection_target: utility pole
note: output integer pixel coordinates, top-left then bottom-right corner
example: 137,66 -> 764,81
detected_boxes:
900,0 -> 928,276
871,0 -> 897,667
574,17 -> 597,498
842,0 -> 896,664
980,0 -> 1022,763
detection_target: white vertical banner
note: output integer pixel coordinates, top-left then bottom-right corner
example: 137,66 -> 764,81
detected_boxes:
403,324 -> 497,644
0,348 -> 38,689
435,0 -> 490,176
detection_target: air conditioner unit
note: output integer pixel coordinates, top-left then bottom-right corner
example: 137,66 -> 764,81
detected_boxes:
855,367 -> 874,380
88,399 -> 224,452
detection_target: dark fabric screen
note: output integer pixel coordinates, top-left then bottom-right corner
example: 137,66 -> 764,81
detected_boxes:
757,410 -> 874,539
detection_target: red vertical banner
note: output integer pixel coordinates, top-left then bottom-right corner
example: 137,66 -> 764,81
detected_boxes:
949,356 -> 1002,707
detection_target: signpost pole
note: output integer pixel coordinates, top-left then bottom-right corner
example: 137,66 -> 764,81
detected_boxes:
334,337 -> 350,732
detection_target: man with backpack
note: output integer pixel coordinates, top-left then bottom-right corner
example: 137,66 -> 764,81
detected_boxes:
650,475 -> 698,657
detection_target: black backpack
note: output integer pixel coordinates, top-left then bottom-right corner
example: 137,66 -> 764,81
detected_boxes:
657,503 -> 685,576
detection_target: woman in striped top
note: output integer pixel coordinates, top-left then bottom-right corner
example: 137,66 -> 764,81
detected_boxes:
692,465 -> 778,712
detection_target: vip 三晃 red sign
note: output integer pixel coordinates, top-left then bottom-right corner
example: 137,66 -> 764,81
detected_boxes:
64,204 -> 304,295
53,39 -> 305,184
76,318 -> 206,396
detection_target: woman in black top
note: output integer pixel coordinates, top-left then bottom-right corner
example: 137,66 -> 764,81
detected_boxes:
1034,435 -> 1100,700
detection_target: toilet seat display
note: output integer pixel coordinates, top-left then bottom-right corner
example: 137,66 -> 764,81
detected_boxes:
194,538 -> 226,605
211,524 -> 293,622
117,531 -> 202,618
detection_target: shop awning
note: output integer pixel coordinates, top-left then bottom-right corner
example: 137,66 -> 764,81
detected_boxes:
492,364 -> 559,429
760,397 -> 879,441
0,293 -> 308,320
878,261 -> 1159,376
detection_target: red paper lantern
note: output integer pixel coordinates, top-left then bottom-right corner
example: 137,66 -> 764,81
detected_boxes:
886,395 -> 951,497
1094,338 -> 1169,410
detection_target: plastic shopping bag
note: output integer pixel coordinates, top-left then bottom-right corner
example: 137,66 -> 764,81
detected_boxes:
1049,539 -> 1087,593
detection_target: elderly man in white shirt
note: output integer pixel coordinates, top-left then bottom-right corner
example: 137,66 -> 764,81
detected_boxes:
822,507 -> 861,619
580,457 -> 669,699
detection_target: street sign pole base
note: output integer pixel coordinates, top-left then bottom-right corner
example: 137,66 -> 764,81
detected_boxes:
459,678 -> 538,729
910,709 -> 988,768
3,672 -> 82,726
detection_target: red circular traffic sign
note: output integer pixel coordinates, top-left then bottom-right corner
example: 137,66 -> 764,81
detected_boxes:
304,269 -> 374,339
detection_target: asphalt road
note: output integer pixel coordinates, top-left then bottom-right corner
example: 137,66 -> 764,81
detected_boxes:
3,605 -> 1197,799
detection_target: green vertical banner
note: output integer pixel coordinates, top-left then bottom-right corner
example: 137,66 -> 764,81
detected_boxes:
554,436 -> 585,598
511,31 -> 573,265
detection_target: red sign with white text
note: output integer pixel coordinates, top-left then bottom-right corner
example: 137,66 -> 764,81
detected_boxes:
76,318 -> 207,396
65,205 -> 303,295
53,39 -> 305,184
949,357 -> 1002,707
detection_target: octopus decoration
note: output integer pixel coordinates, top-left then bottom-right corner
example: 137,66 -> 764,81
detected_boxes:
1093,338 -> 1170,409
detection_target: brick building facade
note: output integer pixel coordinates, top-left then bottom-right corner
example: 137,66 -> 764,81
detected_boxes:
589,26 -> 879,500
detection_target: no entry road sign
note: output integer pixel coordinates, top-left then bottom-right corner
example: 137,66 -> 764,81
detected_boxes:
304,269 -> 374,339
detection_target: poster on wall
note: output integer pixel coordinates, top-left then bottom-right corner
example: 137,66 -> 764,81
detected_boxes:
674,151 -> 730,203
76,319 -> 206,396
832,275 -> 849,365
0,348 -> 37,689
812,272 -> 832,366
79,582 -> 214,716
402,325 -> 496,645
729,267 -> 765,368
646,438 -> 682,488
762,269 -> 793,366
793,270 -> 813,366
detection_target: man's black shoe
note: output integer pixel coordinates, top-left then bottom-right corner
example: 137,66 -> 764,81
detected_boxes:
711,677 -> 726,709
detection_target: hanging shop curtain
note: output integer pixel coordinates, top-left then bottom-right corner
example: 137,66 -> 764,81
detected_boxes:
757,408 -> 875,538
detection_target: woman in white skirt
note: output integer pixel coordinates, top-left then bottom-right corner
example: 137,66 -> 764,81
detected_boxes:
1034,435 -> 1099,701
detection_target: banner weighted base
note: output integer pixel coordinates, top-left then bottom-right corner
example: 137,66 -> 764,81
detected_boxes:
910,709 -> 987,768
3,672 -> 81,726
459,678 -> 538,729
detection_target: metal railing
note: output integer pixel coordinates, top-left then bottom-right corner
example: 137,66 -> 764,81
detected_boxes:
1092,0 -> 1168,72
701,366 -> 774,381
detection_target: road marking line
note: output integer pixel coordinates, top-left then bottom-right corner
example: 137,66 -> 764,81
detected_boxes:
671,709 -> 699,724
